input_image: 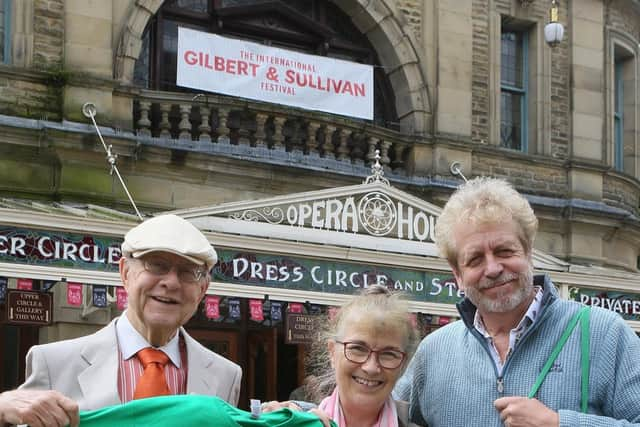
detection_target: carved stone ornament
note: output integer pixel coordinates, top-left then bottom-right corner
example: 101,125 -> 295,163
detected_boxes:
357,191 -> 398,236
363,150 -> 390,186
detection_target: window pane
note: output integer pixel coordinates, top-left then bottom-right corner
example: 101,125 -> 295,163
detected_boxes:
0,0 -> 5,63
165,0 -> 209,13
133,28 -> 151,88
500,91 -> 522,150
161,20 -> 179,90
501,32 -> 523,88
219,0 -> 271,7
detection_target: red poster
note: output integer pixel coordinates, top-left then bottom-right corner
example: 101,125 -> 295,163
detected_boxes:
66,282 -> 83,306
17,278 -> 33,290
205,295 -> 220,319
116,287 -> 128,310
288,302 -> 303,313
249,299 -> 264,321
438,316 -> 450,326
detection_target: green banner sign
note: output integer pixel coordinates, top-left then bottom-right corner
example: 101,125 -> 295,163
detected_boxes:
0,227 -> 122,272
213,249 -> 461,304
570,287 -> 640,321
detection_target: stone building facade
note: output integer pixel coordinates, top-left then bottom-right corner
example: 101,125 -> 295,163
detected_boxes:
1,0 -> 640,400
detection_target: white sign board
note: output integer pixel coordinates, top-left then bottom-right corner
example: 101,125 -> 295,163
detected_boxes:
177,27 -> 374,120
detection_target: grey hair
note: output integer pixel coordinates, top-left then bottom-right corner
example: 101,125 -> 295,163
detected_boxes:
304,285 -> 418,403
434,176 -> 538,267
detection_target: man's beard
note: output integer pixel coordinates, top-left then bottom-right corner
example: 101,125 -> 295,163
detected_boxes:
463,267 -> 534,313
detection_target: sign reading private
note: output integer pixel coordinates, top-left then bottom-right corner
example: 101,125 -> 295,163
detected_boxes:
177,27 -> 374,120
571,287 -> 640,321
6,290 -> 52,326
215,250 -> 462,304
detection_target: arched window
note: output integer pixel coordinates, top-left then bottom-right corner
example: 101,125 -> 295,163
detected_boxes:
133,0 -> 398,129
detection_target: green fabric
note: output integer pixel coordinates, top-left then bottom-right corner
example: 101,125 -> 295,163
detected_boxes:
77,395 -> 334,427
527,305 -> 590,411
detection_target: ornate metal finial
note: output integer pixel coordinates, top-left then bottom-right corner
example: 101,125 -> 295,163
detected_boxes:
363,150 -> 390,185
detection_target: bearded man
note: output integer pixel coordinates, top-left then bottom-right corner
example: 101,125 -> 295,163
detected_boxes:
394,177 -> 640,427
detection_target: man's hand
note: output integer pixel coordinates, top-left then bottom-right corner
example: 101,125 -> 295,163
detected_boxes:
0,389 -> 79,427
260,400 -> 332,427
494,396 -> 559,427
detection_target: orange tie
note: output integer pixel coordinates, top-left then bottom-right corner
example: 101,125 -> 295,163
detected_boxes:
133,348 -> 171,399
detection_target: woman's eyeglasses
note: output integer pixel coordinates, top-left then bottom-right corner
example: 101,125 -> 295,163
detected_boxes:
335,340 -> 406,369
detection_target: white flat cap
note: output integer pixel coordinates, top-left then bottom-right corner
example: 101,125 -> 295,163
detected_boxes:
122,214 -> 218,269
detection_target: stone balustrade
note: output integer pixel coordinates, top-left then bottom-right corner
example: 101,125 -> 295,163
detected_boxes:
133,90 -> 417,174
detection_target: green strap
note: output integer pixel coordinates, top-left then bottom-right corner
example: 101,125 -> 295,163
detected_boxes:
580,306 -> 590,413
528,306 -> 590,413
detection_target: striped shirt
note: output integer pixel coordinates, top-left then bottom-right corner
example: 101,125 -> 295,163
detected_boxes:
115,313 -> 188,402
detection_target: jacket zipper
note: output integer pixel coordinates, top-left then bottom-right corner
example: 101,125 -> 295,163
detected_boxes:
465,288 -> 556,398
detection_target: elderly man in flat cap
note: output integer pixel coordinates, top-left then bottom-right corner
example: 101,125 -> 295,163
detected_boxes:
0,214 -> 241,427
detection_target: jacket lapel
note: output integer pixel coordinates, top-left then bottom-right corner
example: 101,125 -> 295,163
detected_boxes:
77,319 -> 121,409
183,328 -> 215,395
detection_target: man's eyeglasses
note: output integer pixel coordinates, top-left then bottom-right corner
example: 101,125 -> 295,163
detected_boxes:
335,340 -> 406,369
136,257 -> 207,284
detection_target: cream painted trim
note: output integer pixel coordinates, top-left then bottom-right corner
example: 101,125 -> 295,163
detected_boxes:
169,182 -> 444,218
0,207 -> 135,235
0,261 -> 121,286
551,270 -> 640,293
194,216 -> 440,258
207,281 -> 460,316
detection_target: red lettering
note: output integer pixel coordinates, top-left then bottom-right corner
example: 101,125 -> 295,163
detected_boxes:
331,79 -> 343,93
225,58 -> 236,74
354,83 -> 365,97
285,70 -> 295,84
342,81 -> 354,96
215,56 -> 225,71
184,50 -> 197,65
237,60 -> 248,75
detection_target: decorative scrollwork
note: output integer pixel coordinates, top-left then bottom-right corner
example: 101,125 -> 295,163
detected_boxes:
229,207 -> 285,224
358,192 -> 397,236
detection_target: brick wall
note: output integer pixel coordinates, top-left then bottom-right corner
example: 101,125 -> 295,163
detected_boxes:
471,0 -> 490,144
396,0 -> 422,44
607,0 -> 640,39
603,175 -> 640,217
471,0 -> 570,159
549,19 -> 570,160
33,0 -> 64,68
0,72 -> 60,120
472,151 -> 567,196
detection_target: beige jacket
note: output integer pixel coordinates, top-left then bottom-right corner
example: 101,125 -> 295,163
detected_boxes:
18,318 -> 242,410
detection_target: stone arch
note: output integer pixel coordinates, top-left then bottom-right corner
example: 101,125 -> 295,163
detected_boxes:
113,0 -> 431,135
336,0 -> 432,135
113,0 -> 164,86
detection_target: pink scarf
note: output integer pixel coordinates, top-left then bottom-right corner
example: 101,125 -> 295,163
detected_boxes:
318,388 -> 398,427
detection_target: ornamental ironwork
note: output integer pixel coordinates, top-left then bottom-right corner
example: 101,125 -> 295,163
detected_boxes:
357,192 -> 397,236
229,207 -> 285,224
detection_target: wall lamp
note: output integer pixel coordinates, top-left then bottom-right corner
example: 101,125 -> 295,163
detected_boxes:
544,0 -> 564,47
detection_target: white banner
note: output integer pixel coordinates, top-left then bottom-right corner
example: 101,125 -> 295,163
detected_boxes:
177,27 -> 374,120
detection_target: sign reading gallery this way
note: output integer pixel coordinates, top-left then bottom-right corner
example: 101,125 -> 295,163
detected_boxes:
176,27 -> 374,120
